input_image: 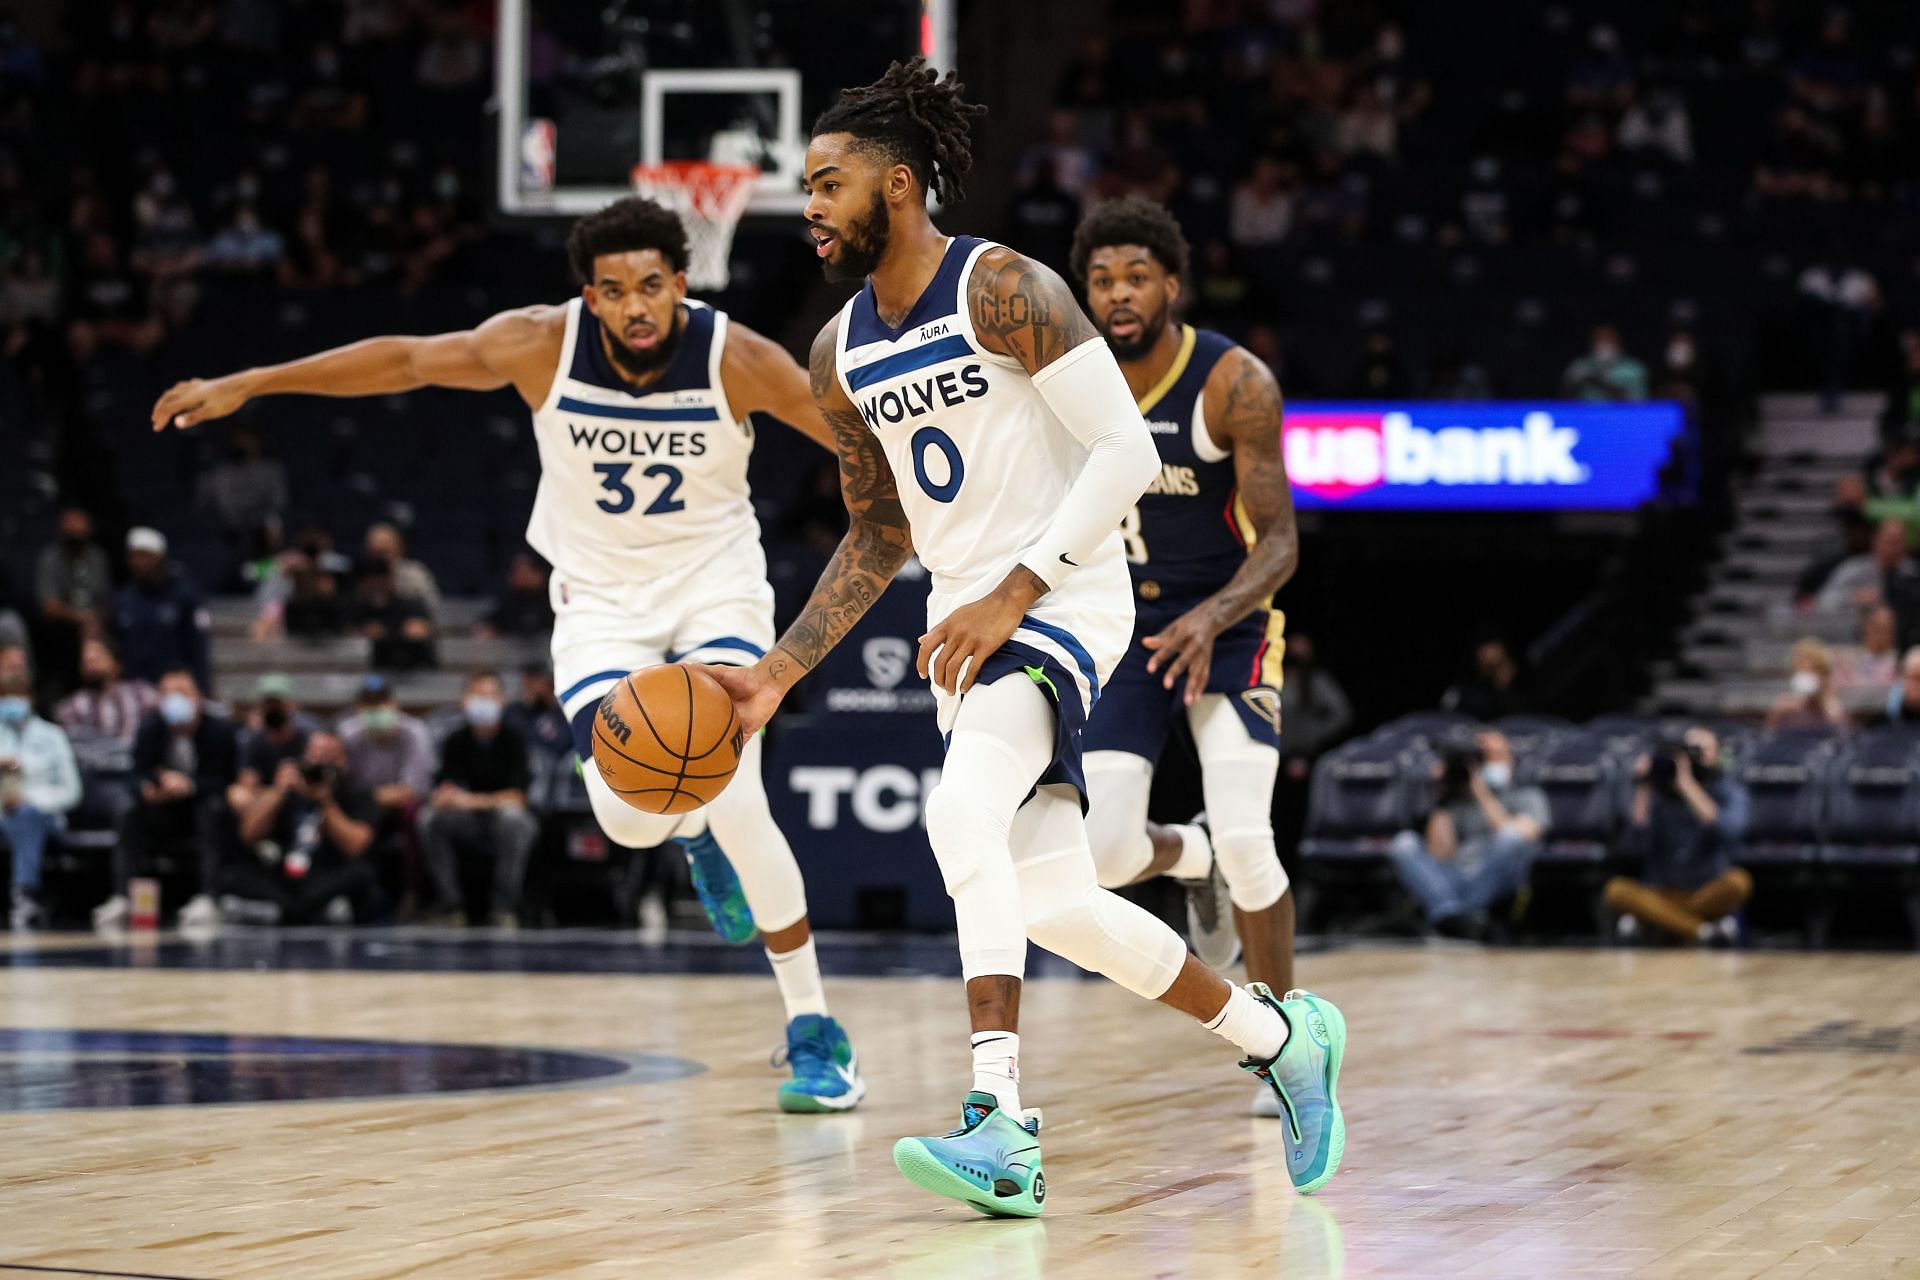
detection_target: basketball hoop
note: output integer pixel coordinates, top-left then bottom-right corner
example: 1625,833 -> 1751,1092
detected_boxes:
631,161 -> 759,291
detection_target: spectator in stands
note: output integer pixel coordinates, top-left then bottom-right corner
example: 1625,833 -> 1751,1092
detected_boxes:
226,731 -> 378,925
112,528 -> 210,690
1561,324 -> 1649,402
202,204 -> 285,274
351,556 -> 436,672
1814,518 -> 1917,613
419,671 -> 536,928
228,673 -> 313,816
340,676 -> 435,822
197,423 -> 289,565
1872,647 -> 1920,726
1389,729 -> 1549,938
120,668 -> 238,927
67,229 -> 162,356
1606,727 -> 1751,945
59,638 -> 156,776
1764,637 -> 1852,733
1652,329 -> 1704,406
1,665 -> 81,929
253,526 -> 354,641
1441,637 -> 1529,721
1796,480 -> 1874,605
1229,157 -> 1296,253
477,553 -> 553,640
1881,329 -> 1920,440
506,664 -> 573,815
1837,605 -> 1900,695
1864,427 -> 1920,503
364,523 -> 441,620
35,506 -> 113,695
1277,633 -> 1354,768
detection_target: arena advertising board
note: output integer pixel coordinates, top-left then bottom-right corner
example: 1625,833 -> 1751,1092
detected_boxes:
1282,401 -> 1688,511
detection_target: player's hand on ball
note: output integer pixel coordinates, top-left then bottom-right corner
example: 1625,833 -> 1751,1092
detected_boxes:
919,591 -> 1024,696
701,663 -> 785,738
1143,605 -> 1224,705
152,374 -> 251,432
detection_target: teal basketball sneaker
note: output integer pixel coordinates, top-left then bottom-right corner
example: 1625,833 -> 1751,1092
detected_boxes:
775,1014 -> 866,1113
893,1092 -> 1046,1217
1240,984 -> 1347,1194
681,830 -> 757,944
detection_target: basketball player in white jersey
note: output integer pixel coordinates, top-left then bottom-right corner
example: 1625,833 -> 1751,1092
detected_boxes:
149,197 -> 866,1113
708,60 -> 1346,1215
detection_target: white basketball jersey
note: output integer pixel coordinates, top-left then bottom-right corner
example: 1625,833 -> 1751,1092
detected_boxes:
834,236 -> 1120,603
527,298 -> 758,584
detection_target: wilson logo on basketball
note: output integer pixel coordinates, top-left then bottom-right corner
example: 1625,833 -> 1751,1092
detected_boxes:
597,699 -> 634,747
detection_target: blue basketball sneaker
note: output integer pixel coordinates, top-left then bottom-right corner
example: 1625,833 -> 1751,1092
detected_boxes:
1240,984 -> 1347,1195
681,829 -> 757,944
893,1092 -> 1046,1217
775,1014 -> 866,1113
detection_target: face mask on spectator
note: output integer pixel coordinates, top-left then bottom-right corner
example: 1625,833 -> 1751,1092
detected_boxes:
465,696 -> 503,727
161,692 -> 197,726
0,697 -> 28,726
364,706 -> 397,734
1481,761 -> 1511,790
1790,671 -> 1822,697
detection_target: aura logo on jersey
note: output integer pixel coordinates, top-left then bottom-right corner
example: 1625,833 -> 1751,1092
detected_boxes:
1281,401 -> 1687,510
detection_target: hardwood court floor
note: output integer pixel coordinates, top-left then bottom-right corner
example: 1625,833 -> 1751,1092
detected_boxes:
0,934 -> 1916,1279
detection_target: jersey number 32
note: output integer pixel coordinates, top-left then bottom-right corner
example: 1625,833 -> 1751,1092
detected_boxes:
594,462 -> 685,516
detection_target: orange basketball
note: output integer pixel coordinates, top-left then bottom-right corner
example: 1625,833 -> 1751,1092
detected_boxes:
591,664 -> 744,815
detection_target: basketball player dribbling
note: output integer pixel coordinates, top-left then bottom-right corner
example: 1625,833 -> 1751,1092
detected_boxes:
1071,196 -> 1308,1121
708,60 -> 1346,1215
149,198 -> 866,1113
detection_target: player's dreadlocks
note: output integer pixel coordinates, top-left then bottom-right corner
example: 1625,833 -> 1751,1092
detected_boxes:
566,196 -> 689,282
811,58 -> 988,205
1069,196 -> 1192,284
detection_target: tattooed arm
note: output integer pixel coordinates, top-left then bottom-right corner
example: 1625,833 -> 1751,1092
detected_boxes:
916,248 -> 1161,695
1143,347 -> 1299,703
705,319 -> 914,733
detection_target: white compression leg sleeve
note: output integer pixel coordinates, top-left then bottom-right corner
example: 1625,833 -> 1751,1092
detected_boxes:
923,675 -> 1054,981
1011,786 -> 1189,1001
1189,695 -> 1288,913
584,762 -> 691,851
702,732 -> 809,934
1083,750 -> 1156,889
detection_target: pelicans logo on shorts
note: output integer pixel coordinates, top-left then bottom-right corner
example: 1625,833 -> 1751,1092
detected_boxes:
1240,687 -> 1282,734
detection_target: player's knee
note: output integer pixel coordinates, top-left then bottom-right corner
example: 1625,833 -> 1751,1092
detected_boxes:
1024,882 -> 1183,1000
586,782 -> 681,850
923,782 -> 993,893
1212,828 -> 1289,914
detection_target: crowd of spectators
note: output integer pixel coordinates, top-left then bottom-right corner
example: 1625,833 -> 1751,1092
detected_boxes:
1010,4 -> 1920,399
6,629 -> 581,931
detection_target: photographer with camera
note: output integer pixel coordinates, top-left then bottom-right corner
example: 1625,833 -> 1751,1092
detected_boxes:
227,731 -> 380,924
1389,729 -> 1549,939
1604,726 -> 1751,944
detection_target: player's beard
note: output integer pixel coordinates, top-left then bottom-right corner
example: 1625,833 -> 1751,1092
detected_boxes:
604,309 -> 685,379
1099,299 -> 1169,361
822,190 -> 891,283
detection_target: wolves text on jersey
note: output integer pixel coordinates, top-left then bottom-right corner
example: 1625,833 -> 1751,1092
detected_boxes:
565,423 -> 710,458
857,364 -> 990,428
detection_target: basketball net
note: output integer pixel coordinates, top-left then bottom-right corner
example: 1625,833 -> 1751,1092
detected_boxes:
630,161 -> 759,291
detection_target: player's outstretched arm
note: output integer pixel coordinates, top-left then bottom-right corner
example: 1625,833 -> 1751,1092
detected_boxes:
913,248 -> 1160,695
706,320 -> 913,734
1143,347 -> 1299,701
150,305 -> 562,431
718,320 -> 838,452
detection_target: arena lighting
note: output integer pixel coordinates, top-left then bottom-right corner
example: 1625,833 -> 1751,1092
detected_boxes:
1279,400 -> 1688,510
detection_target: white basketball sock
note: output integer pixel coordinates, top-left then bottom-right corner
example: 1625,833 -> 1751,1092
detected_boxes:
767,936 -> 828,1020
1204,984 -> 1289,1062
970,1031 -> 1021,1114
1166,823 -> 1214,880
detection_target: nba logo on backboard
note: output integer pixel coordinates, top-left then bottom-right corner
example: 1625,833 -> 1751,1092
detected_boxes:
520,119 -> 556,193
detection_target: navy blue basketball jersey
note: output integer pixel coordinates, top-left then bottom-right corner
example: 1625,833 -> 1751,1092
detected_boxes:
1124,325 -> 1248,597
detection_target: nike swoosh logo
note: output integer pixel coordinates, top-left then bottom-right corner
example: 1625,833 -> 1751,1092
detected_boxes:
833,1063 -> 858,1087
1058,553 -> 1078,566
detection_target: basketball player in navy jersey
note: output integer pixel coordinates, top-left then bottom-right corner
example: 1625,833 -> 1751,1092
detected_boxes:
149,197 -> 866,1113
708,60 -> 1345,1214
1070,197 -> 1306,1119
